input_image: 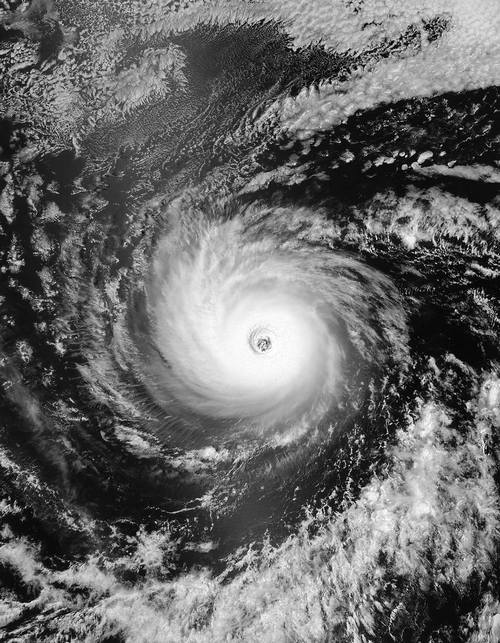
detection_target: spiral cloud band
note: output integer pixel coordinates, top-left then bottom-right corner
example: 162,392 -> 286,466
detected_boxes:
121,202 -> 409,449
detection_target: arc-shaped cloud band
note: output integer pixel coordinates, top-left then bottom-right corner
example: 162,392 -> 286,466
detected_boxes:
123,202 -> 408,447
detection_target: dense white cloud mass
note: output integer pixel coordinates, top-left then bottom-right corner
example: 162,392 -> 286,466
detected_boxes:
124,204 -> 406,447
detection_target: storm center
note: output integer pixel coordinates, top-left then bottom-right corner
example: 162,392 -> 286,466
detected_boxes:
249,328 -> 274,354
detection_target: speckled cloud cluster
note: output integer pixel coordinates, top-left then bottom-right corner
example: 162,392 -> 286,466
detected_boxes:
125,0 -> 500,136
273,0 -> 500,136
3,0 -> 499,156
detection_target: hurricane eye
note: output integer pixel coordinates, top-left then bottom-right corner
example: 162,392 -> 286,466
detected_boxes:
249,328 -> 273,354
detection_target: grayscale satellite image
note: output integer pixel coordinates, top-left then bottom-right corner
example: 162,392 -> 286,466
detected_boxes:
0,0 -> 499,641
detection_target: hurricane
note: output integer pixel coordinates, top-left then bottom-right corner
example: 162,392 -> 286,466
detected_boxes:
1,0 -> 500,641
123,201 -> 406,448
